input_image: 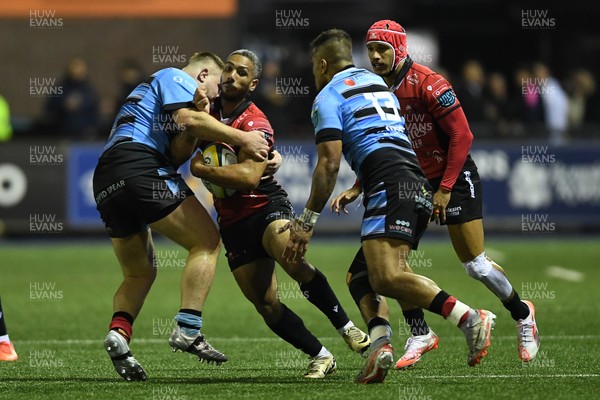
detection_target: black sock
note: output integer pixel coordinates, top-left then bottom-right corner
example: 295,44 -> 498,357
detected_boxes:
366,317 -> 392,345
299,269 -> 350,330
402,308 -> 430,336
503,291 -> 530,320
179,308 -> 202,317
367,317 -> 390,332
428,290 -> 451,316
267,304 -> 323,357
0,297 -> 7,336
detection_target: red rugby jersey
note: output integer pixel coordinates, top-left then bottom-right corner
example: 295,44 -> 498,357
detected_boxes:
208,97 -> 286,227
390,57 -> 474,191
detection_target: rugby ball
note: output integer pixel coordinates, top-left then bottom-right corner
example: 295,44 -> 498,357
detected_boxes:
201,142 -> 238,198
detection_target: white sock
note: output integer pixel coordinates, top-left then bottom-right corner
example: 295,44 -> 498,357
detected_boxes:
316,346 -> 331,358
0,334 -> 9,342
446,300 -> 471,327
337,320 -> 354,335
369,324 -> 392,342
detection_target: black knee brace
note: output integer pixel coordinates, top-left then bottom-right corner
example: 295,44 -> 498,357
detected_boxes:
347,247 -> 374,307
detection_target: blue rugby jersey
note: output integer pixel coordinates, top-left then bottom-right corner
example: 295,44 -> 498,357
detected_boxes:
311,67 -> 419,175
103,68 -> 198,156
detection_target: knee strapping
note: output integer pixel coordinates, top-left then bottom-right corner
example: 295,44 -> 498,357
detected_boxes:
348,271 -> 373,307
347,247 -> 372,306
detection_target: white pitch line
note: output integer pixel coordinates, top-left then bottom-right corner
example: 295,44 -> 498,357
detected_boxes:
412,374 -> 600,379
15,338 -> 281,345
546,265 -> 585,282
14,335 -> 600,345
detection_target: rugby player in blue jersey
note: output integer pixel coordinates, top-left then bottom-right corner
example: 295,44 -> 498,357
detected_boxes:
281,30 -> 495,384
93,52 -> 269,381
333,20 -> 539,370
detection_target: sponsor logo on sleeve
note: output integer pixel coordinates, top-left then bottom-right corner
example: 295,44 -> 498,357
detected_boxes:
436,88 -> 456,107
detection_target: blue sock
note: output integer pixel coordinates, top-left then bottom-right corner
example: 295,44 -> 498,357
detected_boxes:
174,309 -> 203,336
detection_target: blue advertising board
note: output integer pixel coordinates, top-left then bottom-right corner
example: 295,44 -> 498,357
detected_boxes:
64,142 -> 600,232
67,145 -> 103,227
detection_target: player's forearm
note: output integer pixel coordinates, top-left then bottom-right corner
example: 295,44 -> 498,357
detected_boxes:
177,109 -> 247,147
191,162 -> 262,191
438,109 -> 473,191
306,159 -> 339,213
169,131 -> 198,167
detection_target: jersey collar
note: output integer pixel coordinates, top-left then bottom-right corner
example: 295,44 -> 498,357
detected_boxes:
331,64 -> 357,80
390,55 -> 413,91
215,96 -> 253,124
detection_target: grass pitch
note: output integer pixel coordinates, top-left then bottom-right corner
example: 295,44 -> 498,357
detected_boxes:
1,237 -> 599,399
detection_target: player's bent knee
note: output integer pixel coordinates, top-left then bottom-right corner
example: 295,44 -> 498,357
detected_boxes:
123,263 -> 157,283
184,229 -> 221,253
463,252 -> 491,280
282,260 -> 314,283
254,301 -> 281,321
367,271 -> 391,295
188,239 -> 221,259
368,267 -> 405,295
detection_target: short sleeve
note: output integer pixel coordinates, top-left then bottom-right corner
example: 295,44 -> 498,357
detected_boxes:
240,114 -> 274,149
311,90 -> 343,144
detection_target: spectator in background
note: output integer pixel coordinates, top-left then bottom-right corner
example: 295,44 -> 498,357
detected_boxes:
114,59 -> 145,117
251,58 -> 291,136
565,68 -> 596,130
532,62 -> 568,145
0,95 -> 12,141
484,72 -> 515,137
42,57 -> 100,140
513,66 -> 544,126
455,59 -> 486,121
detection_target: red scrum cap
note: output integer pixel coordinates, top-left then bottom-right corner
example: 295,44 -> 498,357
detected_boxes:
366,20 -> 407,71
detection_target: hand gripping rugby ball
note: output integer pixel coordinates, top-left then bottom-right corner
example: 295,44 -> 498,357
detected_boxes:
201,142 -> 238,198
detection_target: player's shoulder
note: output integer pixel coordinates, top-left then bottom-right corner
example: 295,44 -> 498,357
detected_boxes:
153,68 -> 197,90
334,67 -> 385,90
238,102 -> 272,131
245,102 -> 267,117
410,62 -> 437,78
239,102 -> 268,122
411,63 -> 452,90
312,84 -> 337,109
153,67 -> 183,80
313,68 -> 369,108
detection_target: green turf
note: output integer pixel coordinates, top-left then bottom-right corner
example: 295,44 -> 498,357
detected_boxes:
1,237 -> 599,399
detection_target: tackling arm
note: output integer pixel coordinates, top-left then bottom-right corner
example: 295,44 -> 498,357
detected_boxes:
305,140 -> 343,213
171,108 -> 268,160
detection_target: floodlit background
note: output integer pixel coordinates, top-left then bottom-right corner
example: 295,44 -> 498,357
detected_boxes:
0,0 -> 599,235
1,2 -> 599,399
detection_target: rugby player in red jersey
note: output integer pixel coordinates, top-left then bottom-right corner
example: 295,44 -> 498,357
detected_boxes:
190,50 -> 370,379
332,20 -> 539,368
